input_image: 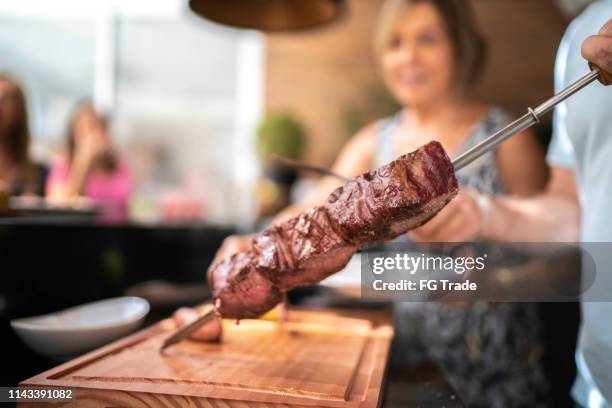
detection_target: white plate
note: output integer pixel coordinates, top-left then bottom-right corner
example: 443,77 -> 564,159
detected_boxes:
11,296 -> 149,358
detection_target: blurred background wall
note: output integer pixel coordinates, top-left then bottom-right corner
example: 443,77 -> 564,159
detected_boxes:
0,0 -> 595,225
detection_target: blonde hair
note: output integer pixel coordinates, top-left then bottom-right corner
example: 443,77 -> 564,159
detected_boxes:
373,0 -> 487,88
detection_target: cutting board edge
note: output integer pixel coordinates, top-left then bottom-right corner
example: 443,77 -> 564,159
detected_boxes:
19,308 -> 394,408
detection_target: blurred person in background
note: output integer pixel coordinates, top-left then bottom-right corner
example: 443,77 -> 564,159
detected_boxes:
180,0 -> 552,405
0,73 -> 47,198
47,102 -> 132,222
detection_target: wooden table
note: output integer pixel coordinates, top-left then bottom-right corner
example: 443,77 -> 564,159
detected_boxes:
19,308 -> 393,407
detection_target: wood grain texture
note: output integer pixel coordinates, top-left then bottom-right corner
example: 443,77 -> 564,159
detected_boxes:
19,308 -> 393,408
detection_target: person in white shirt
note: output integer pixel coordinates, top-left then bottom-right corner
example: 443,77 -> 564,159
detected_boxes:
410,2 -> 612,406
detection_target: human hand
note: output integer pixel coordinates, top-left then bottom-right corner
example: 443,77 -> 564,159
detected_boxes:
410,189 -> 488,242
582,19 -> 612,81
75,127 -> 111,165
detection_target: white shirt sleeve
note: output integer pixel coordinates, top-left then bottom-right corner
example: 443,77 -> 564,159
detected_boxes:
546,19 -> 577,170
547,108 -> 576,169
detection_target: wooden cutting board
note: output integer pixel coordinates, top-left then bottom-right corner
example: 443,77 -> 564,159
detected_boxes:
19,308 -> 393,407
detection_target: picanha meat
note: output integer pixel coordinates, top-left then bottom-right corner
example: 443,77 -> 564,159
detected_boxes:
208,141 -> 458,319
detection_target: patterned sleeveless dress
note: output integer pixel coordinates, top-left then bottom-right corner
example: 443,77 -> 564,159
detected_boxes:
375,107 -> 550,408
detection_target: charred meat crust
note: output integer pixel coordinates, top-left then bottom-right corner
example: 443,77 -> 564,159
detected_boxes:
324,140 -> 458,245
207,141 -> 458,319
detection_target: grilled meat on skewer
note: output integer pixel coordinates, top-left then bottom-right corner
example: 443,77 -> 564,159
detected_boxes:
209,141 -> 458,319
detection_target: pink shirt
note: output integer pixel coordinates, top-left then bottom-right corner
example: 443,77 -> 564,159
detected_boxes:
47,157 -> 132,222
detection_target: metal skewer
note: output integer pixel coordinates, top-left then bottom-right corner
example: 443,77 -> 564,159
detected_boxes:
452,68 -> 601,171
160,308 -> 216,352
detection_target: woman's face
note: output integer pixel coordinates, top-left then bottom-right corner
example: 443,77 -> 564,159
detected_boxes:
0,79 -> 21,134
381,2 -> 455,108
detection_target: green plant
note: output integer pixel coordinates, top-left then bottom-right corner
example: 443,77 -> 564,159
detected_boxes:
256,113 -> 306,162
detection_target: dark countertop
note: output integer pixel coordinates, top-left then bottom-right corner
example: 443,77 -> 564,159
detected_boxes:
385,361 -> 463,408
0,222 -> 235,389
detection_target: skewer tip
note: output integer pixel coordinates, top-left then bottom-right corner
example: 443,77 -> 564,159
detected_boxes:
158,308 -> 217,353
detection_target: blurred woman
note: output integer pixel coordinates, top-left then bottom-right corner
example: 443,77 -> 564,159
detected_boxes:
0,74 -> 47,197
47,103 -> 131,222
189,1 -> 551,405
